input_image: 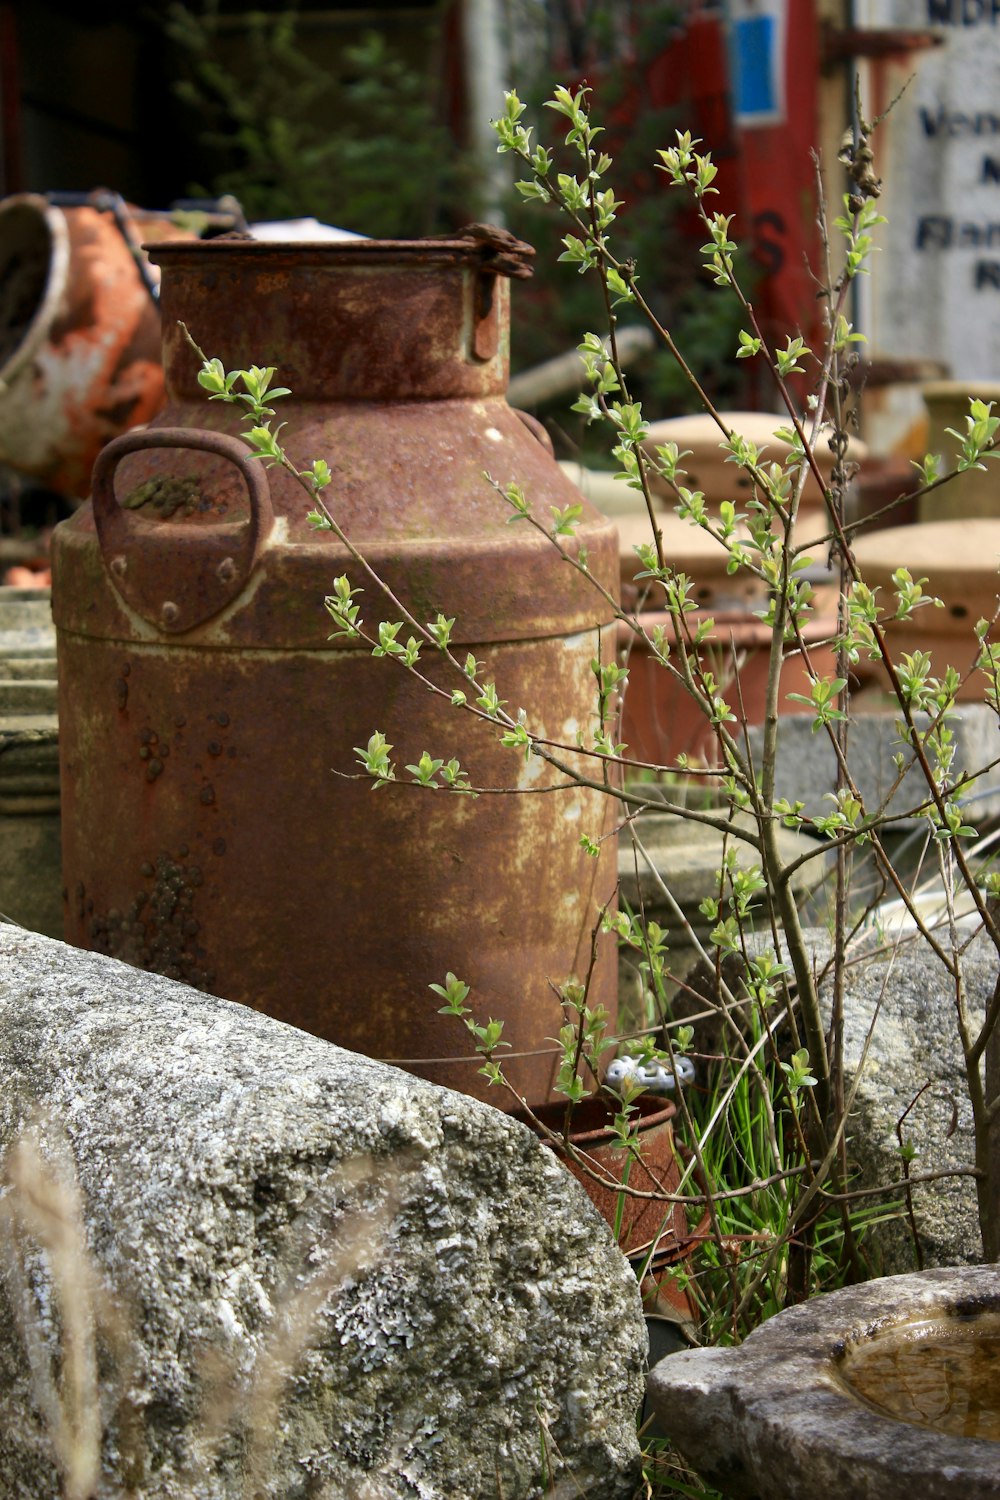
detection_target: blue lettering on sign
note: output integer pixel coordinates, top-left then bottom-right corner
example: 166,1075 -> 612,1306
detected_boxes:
920,108 -> 1000,136
915,216 -> 1000,248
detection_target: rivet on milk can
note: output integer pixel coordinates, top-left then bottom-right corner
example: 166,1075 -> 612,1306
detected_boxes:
51,228 -> 620,1109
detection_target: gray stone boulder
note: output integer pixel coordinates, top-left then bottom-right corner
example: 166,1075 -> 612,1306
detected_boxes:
0,928 -> 645,1500
807,924 -> 992,1272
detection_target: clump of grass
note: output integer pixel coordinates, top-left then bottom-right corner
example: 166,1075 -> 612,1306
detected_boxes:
637,1437 -> 722,1499
0,1120 -> 128,1500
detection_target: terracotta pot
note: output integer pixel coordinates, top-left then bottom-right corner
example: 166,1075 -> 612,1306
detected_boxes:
920,381 -> 1000,522
525,1094 -> 700,1323
851,455 -> 919,533
619,608 -> 840,766
853,518 -> 1000,702
640,411 -> 867,527
558,464 -> 767,615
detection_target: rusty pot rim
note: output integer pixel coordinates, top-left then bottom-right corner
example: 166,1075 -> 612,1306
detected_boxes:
621,608 -> 839,647
520,1093 -> 677,1147
0,193 -> 71,383
144,231 -> 535,277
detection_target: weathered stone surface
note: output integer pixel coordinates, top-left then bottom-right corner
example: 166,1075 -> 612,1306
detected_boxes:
648,1266 -> 1000,1500
0,588 -> 59,938
0,586 -> 55,660
0,928 -> 645,1500
0,790 -> 61,936
804,925 -> 992,1273
748,704 -> 1000,827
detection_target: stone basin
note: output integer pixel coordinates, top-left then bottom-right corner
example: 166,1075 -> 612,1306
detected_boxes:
647,1267 -> 1000,1499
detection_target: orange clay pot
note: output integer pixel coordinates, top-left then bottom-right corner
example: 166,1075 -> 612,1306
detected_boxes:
525,1095 -> 701,1324
619,609 -> 840,768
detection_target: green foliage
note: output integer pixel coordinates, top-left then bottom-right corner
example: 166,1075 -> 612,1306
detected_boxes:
324,575 -> 362,641
354,731 -> 394,787
501,57 -> 752,425
430,973 -> 509,1085
164,6 -> 474,235
487,80 -> 1000,1340
673,1009 -> 890,1348
780,1047 -> 818,1108
946,397 -> 1000,473
833,195 -> 887,279
785,675 -> 849,731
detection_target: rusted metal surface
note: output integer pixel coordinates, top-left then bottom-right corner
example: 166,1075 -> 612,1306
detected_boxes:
53,236 -> 620,1109
0,195 -> 171,497
92,429 -> 274,634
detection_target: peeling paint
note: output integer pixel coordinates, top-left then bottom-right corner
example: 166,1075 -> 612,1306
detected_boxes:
0,198 -> 171,497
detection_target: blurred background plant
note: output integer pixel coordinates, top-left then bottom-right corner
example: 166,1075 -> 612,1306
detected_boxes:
0,0 -> 813,540
163,3 -> 477,237
160,0 -> 755,463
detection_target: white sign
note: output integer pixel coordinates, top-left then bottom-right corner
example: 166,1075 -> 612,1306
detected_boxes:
860,0 -> 1000,383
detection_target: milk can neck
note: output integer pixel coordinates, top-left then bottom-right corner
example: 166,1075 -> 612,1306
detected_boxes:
148,236 -> 529,404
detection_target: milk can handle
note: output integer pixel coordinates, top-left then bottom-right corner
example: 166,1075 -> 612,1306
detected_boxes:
91,427 -> 274,634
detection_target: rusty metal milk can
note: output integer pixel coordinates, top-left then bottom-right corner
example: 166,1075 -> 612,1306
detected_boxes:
51,231 -> 619,1107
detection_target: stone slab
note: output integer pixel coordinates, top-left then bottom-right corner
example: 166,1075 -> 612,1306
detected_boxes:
748,703 -> 1000,827
761,925 -> 994,1274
